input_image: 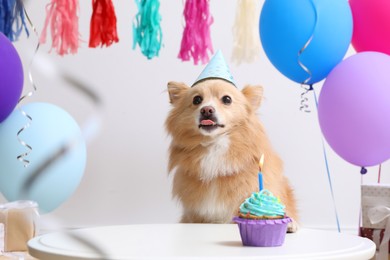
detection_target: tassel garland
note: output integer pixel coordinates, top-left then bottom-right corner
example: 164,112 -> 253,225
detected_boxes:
231,0 -> 260,64
40,0 -> 80,56
178,0 -> 214,65
0,0 -> 29,41
89,0 -> 119,48
132,0 -> 163,60
5,0 -> 262,62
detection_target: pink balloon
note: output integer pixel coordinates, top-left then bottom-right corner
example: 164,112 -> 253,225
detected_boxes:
318,52 -> 390,167
350,0 -> 390,54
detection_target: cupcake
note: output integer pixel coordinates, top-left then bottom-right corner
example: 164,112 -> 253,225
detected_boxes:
233,189 -> 291,247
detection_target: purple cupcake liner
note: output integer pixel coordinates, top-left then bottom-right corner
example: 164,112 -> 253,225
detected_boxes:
233,217 -> 291,247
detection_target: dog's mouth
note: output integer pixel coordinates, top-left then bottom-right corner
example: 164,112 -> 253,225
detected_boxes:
198,118 -> 225,131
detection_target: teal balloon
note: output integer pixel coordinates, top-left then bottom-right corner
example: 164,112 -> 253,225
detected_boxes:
0,102 -> 86,213
260,0 -> 353,84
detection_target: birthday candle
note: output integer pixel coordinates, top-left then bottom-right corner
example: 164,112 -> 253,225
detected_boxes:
258,154 -> 264,191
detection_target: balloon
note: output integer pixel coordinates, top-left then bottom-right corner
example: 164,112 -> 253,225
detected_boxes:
318,52 -> 390,167
350,0 -> 390,54
0,32 -> 24,123
0,102 -> 87,212
260,0 -> 352,85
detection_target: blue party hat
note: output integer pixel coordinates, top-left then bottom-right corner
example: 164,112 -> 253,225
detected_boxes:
192,50 -> 236,87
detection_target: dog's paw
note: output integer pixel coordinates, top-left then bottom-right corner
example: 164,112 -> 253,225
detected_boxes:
287,219 -> 299,233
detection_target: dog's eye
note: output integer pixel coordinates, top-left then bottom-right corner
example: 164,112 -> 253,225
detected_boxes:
193,95 -> 203,105
222,95 -> 232,105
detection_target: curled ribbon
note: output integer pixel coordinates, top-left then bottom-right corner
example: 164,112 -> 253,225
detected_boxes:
368,206 -> 390,260
297,0 -> 317,113
20,69 -> 103,197
299,84 -> 313,113
16,3 -> 103,186
16,5 -> 40,167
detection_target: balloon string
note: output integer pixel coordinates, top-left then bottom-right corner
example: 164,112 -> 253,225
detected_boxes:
298,35 -> 314,85
299,84 -> 313,113
313,88 -> 341,233
298,0 -> 316,113
17,6 -> 103,190
15,112 -> 32,167
358,174 -> 363,236
16,4 -> 41,167
378,164 -> 382,184
20,71 -> 103,196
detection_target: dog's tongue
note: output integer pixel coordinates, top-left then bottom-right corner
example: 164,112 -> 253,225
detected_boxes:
201,119 -> 215,126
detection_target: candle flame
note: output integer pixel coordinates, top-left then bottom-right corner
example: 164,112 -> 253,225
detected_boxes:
259,154 -> 264,171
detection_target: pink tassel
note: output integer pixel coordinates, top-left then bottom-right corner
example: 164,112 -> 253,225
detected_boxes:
178,0 -> 214,65
39,0 -> 80,56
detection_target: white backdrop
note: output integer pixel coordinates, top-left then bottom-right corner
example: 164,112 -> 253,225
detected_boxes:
3,0 -> 389,232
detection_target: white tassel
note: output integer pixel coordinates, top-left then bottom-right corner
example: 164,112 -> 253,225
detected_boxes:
231,0 -> 261,65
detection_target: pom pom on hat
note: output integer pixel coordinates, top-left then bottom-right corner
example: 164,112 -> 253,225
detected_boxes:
192,50 -> 236,87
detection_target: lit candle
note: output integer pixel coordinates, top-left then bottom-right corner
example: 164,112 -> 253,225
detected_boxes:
258,154 -> 264,191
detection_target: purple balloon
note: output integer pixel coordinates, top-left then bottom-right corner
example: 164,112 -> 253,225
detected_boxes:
318,52 -> 390,167
0,32 -> 23,123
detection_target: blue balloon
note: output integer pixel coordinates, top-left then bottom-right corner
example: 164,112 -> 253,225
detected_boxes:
0,102 -> 86,213
260,0 -> 353,85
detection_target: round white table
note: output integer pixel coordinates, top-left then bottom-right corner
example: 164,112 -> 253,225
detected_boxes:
28,224 -> 376,260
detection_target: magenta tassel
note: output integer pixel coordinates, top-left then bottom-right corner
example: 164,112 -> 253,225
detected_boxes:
178,0 -> 214,65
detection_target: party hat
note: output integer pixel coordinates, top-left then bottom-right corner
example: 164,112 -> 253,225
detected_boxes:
192,50 -> 236,87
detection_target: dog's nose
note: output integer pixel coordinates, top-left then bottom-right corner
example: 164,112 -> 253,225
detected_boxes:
200,106 -> 215,117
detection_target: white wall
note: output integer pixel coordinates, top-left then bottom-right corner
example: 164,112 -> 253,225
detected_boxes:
4,0 -> 389,232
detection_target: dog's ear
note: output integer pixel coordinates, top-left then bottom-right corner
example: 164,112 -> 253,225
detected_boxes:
167,81 -> 190,104
242,85 -> 264,109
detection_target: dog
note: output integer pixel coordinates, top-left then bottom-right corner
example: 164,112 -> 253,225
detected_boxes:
166,78 -> 298,232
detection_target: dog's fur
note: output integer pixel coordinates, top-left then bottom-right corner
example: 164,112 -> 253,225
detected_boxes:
166,79 -> 298,231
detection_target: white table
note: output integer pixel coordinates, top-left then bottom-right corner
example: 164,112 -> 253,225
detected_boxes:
28,224 -> 376,260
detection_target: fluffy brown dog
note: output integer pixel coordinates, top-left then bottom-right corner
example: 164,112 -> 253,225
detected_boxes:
166,79 -> 298,231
